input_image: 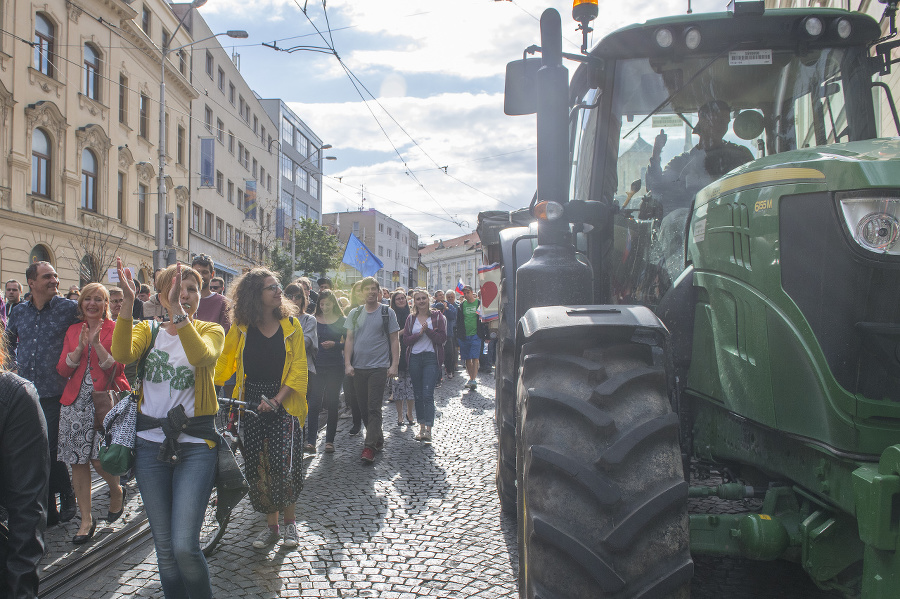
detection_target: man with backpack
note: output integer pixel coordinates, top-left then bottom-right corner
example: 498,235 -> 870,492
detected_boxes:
344,277 -> 400,463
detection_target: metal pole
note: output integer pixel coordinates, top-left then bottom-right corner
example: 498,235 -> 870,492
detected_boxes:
155,47 -> 167,270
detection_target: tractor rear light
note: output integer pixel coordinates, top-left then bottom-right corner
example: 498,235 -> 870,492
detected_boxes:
839,196 -> 900,255
834,18 -> 852,39
684,27 -> 702,50
655,28 -> 674,48
535,201 -> 565,221
803,16 -> 824,37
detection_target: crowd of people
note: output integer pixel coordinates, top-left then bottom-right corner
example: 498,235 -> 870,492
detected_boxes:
0,254 -> 492,598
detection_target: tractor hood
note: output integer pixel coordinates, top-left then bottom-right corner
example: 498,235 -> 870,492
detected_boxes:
695,139 -> 900,207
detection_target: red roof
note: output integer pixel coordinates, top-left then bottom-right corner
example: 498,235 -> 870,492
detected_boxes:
419,232 -> 481,256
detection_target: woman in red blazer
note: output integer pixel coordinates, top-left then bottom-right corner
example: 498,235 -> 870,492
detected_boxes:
56,282 -> 130,544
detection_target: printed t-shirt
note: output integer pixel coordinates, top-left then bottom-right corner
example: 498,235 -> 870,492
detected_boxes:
138,328 -> 203,444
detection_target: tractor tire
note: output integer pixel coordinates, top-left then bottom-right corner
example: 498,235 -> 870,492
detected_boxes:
516,339 -> 692,599
496,340 -> 518,515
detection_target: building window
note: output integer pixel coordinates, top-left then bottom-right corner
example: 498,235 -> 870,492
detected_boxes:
204,106 -> 212,132
295,134 -> 308,156
396,230 -> 400,239
353,221 -> 359,236
118,74 -> 128,124
31,128 -> 50,197
161,28 -> 170,51
227,180 -> 234,204
216,218 -> 223,243
192,204 -> 201,230
244,148 -> 250,169
141,5 -> 151,36
34,14 -> 54,77
84,44 -> 100,100
117,172 -> 125,220
282,117 -> 293,145
226,224 -> 233,248
216,118 -> 224,144
176,205 -> 183,246
260,167 -> 266,186
216,171 -> 224,195
81,149 -> 98,212
217,67 -> 224,91
387,226 -> 392,236
238,96 -> 245,120
281,155 -> 292,180
267,175 -> 272,192
379,224 -> 384,232
253,115 -> 258,134
204,211 -> 213,237
235,230 -> 242,253
139,93 -> 149,138
261,126 -> 266,145
228,83 -> 235,105
228,131 -> 234,154
237,143 -> 245,167
237,188 -> 244,210
205,51 -> 213,78
138,184 -> 148,231
387,249 -> 392,258
378,245 -> 384,256
295,167 -> 308,192
178,50 -> 186,76
177,125 -> 185,165
309,176 -> 318,199
252,158 -> 257,179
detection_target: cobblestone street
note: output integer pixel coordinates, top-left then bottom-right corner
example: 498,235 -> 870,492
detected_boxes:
43,371 -> 519,598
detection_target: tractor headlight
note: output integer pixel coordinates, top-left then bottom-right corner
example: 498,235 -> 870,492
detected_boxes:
839,196 -> 900,255
655,28 -> 674,48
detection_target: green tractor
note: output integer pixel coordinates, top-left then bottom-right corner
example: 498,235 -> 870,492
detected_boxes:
483,0 -> 900,596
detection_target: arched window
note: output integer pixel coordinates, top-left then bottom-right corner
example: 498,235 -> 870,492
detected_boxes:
29,244 -> 51,265
34,14 -> 53,77
32,128 -> 51,197
84,44 -> 100,100
81,149 -> 97,211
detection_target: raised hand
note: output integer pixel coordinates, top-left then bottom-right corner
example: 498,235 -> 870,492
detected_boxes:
116,257 -> 136,303
653,129 -> 667,158
89,324 -> 102,348
77,323 -> 90,350
168,262 -> 185,317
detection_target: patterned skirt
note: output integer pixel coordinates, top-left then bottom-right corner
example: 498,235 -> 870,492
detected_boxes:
390,371 -> 414,405
242,379 -> 304,514
58,365 -> 100,464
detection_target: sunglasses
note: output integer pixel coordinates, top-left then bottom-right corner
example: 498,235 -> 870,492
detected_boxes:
264,283 -> 282,293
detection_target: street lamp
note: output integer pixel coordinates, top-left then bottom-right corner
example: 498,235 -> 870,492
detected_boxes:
154,1 -> 248,269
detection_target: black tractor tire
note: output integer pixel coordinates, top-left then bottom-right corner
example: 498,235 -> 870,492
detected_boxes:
516,338 -> 692,599
496,339 -> 518,515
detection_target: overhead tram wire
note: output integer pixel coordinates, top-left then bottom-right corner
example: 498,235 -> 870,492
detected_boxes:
324,178 -> 463,227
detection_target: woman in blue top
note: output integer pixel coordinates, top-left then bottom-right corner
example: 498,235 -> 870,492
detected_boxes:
307,290 -> 345,453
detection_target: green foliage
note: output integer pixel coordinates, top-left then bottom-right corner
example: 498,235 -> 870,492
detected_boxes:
291,218 -> 342,277
269,244 -> 294,287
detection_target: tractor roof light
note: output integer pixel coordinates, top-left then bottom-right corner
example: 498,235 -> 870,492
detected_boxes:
535,201 -> 565,221
572,0 -> 598,25
839,196 -> 900,255
803,16 -> 824,37
656,28 -> 674,48
834,18 -> 852,39
684,27 -> 702,50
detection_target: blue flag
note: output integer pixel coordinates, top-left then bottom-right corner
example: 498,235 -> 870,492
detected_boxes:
341,233 -> 383,277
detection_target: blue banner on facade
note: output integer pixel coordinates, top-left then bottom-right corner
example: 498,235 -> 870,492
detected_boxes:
244,180 -> 257,221
199,138 -> 214,187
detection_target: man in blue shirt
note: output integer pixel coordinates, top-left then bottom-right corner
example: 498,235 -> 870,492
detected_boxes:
6,261 -> 79,525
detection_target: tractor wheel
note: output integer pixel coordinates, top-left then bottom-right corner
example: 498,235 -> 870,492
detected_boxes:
516,339 -> 692,598
495,338 -> 518,515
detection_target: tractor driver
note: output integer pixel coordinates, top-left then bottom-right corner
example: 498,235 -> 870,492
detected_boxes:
646,100 -> 753,215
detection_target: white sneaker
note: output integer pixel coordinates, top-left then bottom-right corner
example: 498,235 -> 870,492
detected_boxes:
252,528 -> 280,549
282,522 -> 299,549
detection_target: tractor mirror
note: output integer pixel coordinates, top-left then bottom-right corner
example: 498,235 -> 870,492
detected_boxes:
504,58 -> 541,116
733,110 -> 765,140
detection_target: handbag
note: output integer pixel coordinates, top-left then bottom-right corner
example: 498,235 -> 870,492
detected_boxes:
92,363 -> 123,431
98,322 -> 159,475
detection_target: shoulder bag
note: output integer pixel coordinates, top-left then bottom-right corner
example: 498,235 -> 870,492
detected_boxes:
92,363 -> 124,431
98,322 -> 159,475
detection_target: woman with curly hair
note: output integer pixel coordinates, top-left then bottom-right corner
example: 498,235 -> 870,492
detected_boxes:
215,268 -> 308,551
56,283 -> 130,543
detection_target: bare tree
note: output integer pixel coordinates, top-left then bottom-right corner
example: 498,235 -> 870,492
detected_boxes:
66,228 -> 125,285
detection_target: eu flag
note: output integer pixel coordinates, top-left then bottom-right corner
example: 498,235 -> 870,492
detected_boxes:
341,233 -> 383,277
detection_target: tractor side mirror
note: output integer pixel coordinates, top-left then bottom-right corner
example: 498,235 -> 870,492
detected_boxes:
504,58 -> 542,116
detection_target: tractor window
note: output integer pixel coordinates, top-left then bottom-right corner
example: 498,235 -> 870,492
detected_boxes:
569,87 -> 600,204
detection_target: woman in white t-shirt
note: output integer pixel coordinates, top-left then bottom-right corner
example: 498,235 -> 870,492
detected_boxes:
401,290 -> 447,443
111,260 -> 225,599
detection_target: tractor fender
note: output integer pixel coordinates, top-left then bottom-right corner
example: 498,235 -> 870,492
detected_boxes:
516,304 -> 669,351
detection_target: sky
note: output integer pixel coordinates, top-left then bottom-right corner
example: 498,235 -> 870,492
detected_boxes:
203,0 -> 726,244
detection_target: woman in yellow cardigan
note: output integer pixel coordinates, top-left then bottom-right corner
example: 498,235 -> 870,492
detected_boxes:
215,268 -> 307,551
111,259 -> 224,599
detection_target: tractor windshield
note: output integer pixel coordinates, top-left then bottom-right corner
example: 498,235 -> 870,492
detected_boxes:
572,45 -> 876,307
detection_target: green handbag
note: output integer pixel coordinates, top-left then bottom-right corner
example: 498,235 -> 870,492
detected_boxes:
99,322 -> 159,475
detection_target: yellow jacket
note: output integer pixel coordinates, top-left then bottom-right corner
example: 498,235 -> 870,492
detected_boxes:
214,317 -> 308,421
111,317 -> 225,417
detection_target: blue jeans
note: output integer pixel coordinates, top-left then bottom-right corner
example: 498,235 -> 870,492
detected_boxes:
408,352 -> 439,426
135,437 -> 217,599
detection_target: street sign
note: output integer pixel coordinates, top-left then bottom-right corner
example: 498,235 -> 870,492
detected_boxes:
165,212 -> 175,247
